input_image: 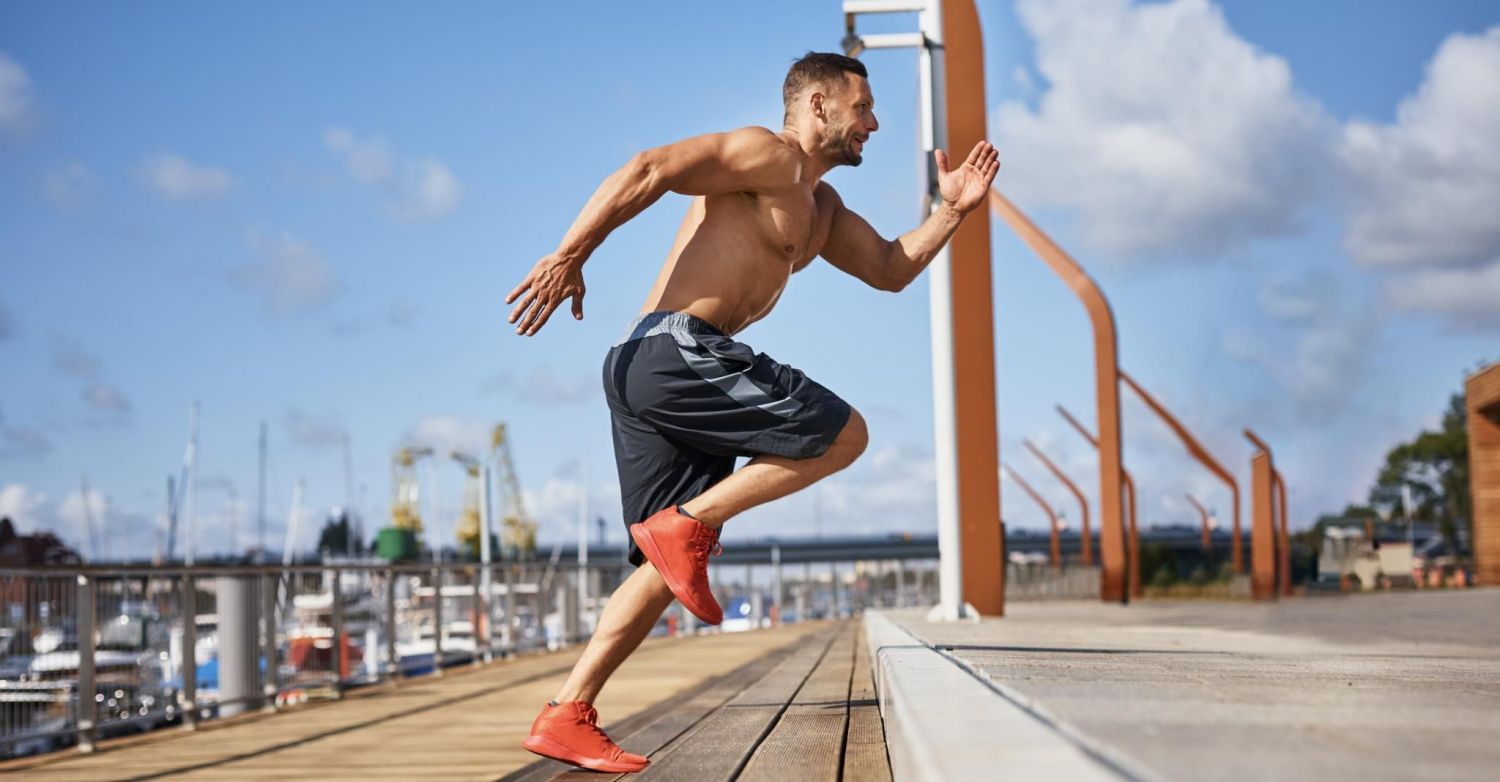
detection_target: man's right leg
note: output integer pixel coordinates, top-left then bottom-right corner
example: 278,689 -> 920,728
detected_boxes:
682,408 -> 868,527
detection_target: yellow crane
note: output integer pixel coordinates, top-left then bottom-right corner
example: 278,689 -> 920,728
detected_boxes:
390,445 -> 434,533
492,424 -> 536,559
450,452 -> 484,555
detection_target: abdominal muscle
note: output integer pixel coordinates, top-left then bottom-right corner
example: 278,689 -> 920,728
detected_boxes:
639,194 -> 810,337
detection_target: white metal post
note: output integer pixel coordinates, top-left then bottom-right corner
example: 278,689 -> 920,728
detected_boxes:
843,0 -> 964,620
479,464 -> 494,662
918,0 -> 965,620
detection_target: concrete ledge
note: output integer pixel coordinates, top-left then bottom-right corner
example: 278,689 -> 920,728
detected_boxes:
864,610 -> 1121,781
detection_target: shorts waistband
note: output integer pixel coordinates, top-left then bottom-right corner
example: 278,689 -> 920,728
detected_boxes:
618,312 -> 726,344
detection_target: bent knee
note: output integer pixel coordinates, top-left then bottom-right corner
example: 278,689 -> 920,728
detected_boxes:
832,408 -> 869,464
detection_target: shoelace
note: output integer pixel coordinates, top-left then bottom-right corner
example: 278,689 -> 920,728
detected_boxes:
691,526 -> 724,565
576,704 -> 623,757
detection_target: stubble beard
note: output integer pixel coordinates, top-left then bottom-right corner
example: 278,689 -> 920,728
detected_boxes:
826,123 -> 863,167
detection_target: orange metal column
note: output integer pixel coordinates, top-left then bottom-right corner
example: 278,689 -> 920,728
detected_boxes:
990,191 -> 1127,602
1023,440 -> 1090,566
1186,493 -> 1213,553
1120,371 -> 1244,574
942,0 -> 1004,615
1055,405 -> 1141,599
1250,452 -> 1277,601
1002,464 -> 1060,570
1245,429 -> 1288,598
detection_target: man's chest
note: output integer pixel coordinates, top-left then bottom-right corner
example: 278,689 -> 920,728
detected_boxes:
750,188 -> 837,268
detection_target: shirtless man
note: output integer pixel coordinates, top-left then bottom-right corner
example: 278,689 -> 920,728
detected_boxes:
505,52 -> 998,772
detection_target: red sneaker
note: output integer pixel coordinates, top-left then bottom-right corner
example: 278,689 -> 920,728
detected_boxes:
630,506 -> 724,625
522,701 -> 649,773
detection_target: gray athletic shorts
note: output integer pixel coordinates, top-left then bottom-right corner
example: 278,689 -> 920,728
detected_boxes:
603,312 -> 852,565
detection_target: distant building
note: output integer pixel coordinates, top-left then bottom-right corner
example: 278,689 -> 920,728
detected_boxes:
0,517 -> 82,567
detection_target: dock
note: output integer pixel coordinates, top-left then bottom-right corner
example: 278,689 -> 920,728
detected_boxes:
2,620 -> 884,780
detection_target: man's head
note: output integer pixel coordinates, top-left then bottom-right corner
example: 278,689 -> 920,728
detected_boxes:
782,52 -> 878,167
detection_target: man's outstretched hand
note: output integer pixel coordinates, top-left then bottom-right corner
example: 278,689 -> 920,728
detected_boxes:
506,253 -> 585,336
935,140 -> 1000,214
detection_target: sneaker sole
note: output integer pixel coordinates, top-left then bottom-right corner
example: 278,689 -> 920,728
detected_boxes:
629,522 -> 723,625
522,734 -> 648,773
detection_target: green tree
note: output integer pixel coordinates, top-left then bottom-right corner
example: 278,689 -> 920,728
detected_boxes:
1368,393 -> 1470,562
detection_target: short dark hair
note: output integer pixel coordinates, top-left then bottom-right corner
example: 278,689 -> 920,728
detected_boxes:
782,52 -> 868,116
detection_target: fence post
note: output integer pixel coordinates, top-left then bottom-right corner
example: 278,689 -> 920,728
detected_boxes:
504,564 -> 518,655
330,568 -> 345,698
386,568 -> 401,682
432,567 -> 445,675
262,573 -> 279,711
76,574 -> 96,753
181,574 -> 198,730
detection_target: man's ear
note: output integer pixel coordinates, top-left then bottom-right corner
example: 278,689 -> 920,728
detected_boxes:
810,91 -> 826,121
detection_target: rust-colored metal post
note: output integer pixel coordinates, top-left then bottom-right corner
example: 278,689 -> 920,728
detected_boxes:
1467,363 -> 1500,585
1275,472 -> 1290,595
1002,464 -> 1060,570
1249,451 -> 1278,601
1119,371 -> 1244,574
1055,405 -> 1140,597
1245,429 -> 1290,597
1022,439 -> 1090,567
991,190 -> 1126,602
942,0 -> 1005,616
1122,471 -> 1140,599
1185,493 -> 1213,553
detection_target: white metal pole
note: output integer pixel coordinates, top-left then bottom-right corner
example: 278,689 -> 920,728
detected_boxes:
919,0 -> 964,621
577,460 -> 589,629
479,464 -> 495,661
184,402 -> 200,567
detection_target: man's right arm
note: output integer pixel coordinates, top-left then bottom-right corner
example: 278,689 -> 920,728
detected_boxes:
506,127 -> 799,335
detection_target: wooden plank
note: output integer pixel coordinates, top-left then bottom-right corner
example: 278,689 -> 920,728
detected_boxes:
632,620 -> 845,782
842,619 -> 892,782
503,626 -> 826,782
738,622 -> 856,782
1,624 -> 828,781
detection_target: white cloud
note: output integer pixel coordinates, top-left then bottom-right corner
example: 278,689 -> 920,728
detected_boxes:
139,153 -> 234,200
0,483 -> 47,527
1338,27 -> 1500,329
1339,27 -> 1500,269
230,232 -> 339,314
41,163 -> 96,210
324,126 -> 462,221
394,159 -> 462,222
1256,274 -> 1326,323
0,51 -> 36,135
82,382 -> 131,414
402,415 -> 493,459
324,127 -> 392,184
1386,260 -> 1500,329
993,0 -> 1329,261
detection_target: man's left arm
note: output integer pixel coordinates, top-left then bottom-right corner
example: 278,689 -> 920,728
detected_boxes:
821,140 -> 999,292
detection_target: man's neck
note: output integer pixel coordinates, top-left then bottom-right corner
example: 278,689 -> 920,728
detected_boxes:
779,126 -> 838,184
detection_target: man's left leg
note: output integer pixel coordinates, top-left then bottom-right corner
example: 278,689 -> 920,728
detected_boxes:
550,561 -> 674,704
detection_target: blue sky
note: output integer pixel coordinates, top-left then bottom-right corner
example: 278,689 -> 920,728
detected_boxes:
2,0 -> 1497,561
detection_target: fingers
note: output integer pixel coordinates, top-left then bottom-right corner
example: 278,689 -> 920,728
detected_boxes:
508,289 -> 536,325
571,289 -> 586,320
964,140 -> 986,168
504,275 -> 532,305
521,299 -> 562,336
934,148 -> 949,175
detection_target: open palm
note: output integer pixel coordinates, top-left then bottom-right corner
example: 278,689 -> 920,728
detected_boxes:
936,141 -> 1000,213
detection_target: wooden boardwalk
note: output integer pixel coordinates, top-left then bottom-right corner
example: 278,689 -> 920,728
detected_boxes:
3,621 -> 880,781
505,619 -> 889,782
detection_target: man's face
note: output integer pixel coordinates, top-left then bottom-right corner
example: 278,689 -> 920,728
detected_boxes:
822,73 -> 878,167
